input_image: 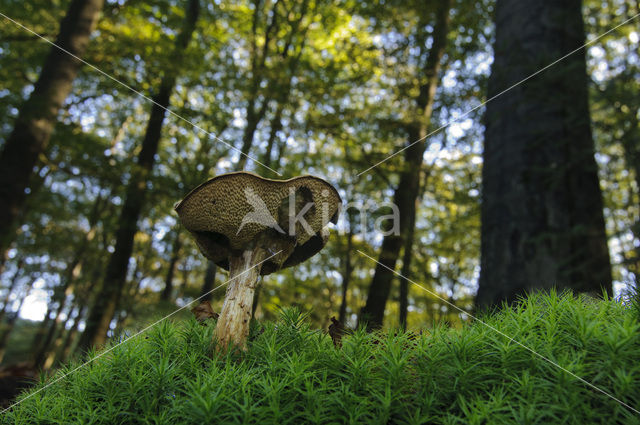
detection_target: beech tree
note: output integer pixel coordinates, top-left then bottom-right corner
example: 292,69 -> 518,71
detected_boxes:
0,0 -> 104,265
359,0 -> 452,330
78,0 -> 201,350
476,0 -> 612,309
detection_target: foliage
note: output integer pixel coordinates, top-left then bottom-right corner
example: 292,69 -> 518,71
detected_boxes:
585,0 -> 640,289
0,0 -> 638,390
5,292 -> 640,424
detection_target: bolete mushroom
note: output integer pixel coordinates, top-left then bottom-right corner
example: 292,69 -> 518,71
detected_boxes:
175,172 -> 341,350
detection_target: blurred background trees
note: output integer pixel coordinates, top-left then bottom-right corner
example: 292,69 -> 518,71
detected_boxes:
0,0 -> 637,398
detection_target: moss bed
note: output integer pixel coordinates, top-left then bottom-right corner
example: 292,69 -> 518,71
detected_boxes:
4,292 -> 640,424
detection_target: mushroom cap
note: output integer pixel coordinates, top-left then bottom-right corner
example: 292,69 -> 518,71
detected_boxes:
175,172 -> 341,275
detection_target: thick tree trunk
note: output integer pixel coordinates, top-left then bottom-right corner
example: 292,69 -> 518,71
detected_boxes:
477,0 -> 612,309
160,231 -> 181,301
358,0 -> 451,330
0,0 -> 104,257
77,0 -> 200,351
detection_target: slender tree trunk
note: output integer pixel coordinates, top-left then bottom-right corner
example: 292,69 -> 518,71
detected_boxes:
0,0 -> 104,257
235,0 -> 309,171
0,279 -> 35,362
338,225 -> 354,324
200,261 -> 217,302
160,231 -> 181,301
77,0 -> 200,351
40,300 -> 76,370
398,197 -> 418,330
0,258 -> 24,324
32,195 -> 102,363
261,103 -> 285,169
57,303 -> 87,364
234,0 -> 279,171
235,102 -> 268,170
0,251 -> 7,277
32,286 -> 72,367
113,275 -> 145,336
477,0 -> 612,309
359,0 -> 451,330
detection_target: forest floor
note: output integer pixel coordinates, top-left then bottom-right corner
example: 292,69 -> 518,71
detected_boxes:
3,291 -> 640,424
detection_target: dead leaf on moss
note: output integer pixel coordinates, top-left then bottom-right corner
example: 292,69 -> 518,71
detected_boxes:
191,300 -> 219,324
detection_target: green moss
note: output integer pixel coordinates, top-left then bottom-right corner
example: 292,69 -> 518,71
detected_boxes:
4,292 -> 640,424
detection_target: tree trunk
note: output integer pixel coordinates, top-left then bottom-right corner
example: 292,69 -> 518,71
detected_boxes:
0,0 -> 104,257
233,0 -> 280,171
57,303 -> 87,364
250,282 -> 263,319
32,194 -> 102,364
160,231 -> 181,301
200,260 -> 217,302
0,257 -> 24,324
398,197 -> 418,330
477,0 -> 612,309
77,0 -> 200,351
40,300 -> 77,370
338,223 -> 354,324
358,0 -> 451,330
261,102 -> 285,169
0,279 -> 34,363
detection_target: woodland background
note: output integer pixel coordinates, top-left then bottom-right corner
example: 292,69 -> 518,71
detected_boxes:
0,0 -> 638,397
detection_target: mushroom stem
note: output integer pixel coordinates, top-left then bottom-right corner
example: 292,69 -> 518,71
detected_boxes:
215,246 -> 266,351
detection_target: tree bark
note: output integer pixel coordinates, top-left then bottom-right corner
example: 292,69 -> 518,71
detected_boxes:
338,225 -> 354,324
160,231 -> 181,301
0,0 -> 104,257
477,0 -> 612,309
398,197 -> 418,330
200,260 -> 217,302
358,0 -> 451,330
77,0 -> 200,351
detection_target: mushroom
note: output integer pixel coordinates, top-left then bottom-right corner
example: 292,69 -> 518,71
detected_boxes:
175,172 -> 341,350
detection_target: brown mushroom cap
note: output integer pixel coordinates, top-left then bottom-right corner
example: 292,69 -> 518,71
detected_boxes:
175,172 -> 341,275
